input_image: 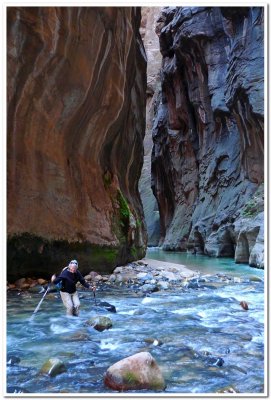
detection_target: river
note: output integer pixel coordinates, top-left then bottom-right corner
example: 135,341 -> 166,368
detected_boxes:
6,249 -> 265,394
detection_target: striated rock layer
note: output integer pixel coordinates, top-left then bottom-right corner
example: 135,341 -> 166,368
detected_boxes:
7,7 -> 147,281
151,7 -> 264,267
139,7 -> 162,246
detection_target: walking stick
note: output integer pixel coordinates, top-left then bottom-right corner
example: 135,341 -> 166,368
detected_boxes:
93,286 -> 97,306
30,285 -> 50,320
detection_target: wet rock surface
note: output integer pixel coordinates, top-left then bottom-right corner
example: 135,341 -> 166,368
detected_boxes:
85,316 -> 113,332
6,255 -> 264,394
40,358 -> 67,377
104,351 -> 166,391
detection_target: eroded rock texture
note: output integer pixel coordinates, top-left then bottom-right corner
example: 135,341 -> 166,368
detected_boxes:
139,7 -> 162,246
151,7 -> 264,267
7,7 -> 147,280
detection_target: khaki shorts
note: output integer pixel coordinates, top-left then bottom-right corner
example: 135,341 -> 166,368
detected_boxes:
60,291 -> 80,316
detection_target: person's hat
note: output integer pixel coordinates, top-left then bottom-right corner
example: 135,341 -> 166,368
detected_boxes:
69,259 -> 78,267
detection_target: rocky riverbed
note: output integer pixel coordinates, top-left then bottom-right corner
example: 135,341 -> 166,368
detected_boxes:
7,258 -> 226,298
7,257 -> 264,394
8,257 -> 263,296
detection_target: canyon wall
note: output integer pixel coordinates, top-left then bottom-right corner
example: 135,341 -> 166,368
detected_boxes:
7,7 -> 147,280
151,7 -> 264,267
139,7 -> 162,246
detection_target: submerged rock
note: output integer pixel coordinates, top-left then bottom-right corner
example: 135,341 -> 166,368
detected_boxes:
98,301 -> 117,313
66,331 -> 91,341
217,386 -> 238,393
7,355 -> 21,365
212,357 -> 225,367
104,351 -> 166,391
144,338 -> 163,346
7,386 -> 29,393
28,285 -> 44,294
40,358 -> 67,377
85,316 -> 113,332
249,276 -> 263,283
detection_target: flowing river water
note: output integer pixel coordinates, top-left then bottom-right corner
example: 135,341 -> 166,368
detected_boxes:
7,249 -> 265,394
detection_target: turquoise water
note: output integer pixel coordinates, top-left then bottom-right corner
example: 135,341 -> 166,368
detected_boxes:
146,247 -> 265,278
6,251 -> 265,394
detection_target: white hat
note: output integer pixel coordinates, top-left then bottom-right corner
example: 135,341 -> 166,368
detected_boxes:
69,259 -> 78,267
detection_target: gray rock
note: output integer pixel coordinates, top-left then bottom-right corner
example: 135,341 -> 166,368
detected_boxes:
98,301 -> 116,313
140,284 -> 159,293
234,212 -> 264,267
137,272 -> 154,282
85,316 -> 113,332
109,274 -> 116,282
148,6 -> 264,269
157,281 -> 169,290
7,355 -> 21,365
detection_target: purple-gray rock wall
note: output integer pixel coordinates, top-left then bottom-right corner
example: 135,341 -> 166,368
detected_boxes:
139,7 -> 162,246
151,7 -> 264,267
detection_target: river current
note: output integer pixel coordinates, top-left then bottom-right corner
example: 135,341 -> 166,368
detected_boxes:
6,250 -> 265,394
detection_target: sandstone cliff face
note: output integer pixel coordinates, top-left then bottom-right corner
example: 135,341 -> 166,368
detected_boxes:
7,7 -> 147,280
139,7 -> 162,246
151,7 -> 264,267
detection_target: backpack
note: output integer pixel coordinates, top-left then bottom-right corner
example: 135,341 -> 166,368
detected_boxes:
55,281 -> 63,291
54,266 -> 68,291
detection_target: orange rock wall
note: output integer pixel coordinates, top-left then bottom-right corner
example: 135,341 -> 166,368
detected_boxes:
7,7 -> 147,280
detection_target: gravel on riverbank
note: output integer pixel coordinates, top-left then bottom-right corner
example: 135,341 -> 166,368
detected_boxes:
7,258 -> 196,292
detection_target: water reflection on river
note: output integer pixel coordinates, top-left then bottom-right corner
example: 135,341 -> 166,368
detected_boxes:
7,251 -> 265,394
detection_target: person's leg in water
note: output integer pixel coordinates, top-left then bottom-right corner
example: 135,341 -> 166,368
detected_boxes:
60,292 -> 74,316
71,292 -> 80,316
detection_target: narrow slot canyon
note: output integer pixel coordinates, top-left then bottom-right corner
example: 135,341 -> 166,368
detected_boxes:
6,6 -> 265,396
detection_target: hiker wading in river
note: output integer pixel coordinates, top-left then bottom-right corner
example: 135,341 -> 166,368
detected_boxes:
51,260 -> 95,316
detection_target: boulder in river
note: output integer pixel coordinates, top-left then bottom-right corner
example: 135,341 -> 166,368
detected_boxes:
211,357 -> 224,367
85,316 -> 113,331
40,358 -> 67,377
66,330 -> 91,341
140,283 -> 159,293
144,338 -> 163,346
28,285 -> 44,294
98,301 -> 116,313
7,355 -> 21,365
217,386 -> 238,393
249,276 -> 263,283
14,278 -> 26,288
37,278 -> 47,285
240,301 -> 249,310
104,351 -> 166,391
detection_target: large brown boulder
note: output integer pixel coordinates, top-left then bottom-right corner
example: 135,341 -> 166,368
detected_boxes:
104,351 -> 166,391
7,7 -> 147,281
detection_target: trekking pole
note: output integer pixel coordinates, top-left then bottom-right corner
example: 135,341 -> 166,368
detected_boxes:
30,285 -> 51,320
92,286 -> 97,306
